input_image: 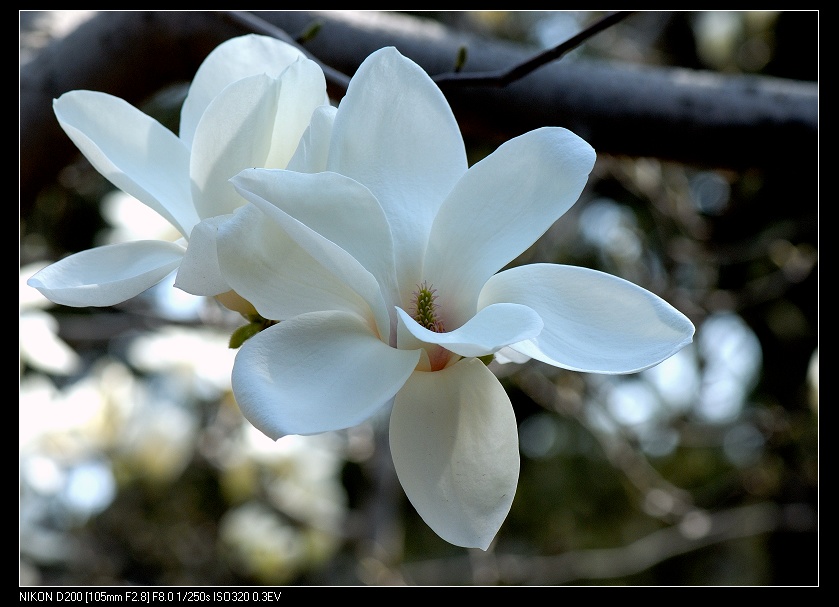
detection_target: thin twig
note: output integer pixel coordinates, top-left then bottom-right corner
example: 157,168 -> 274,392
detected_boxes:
401,501 -> 811,585
434,11 -> 635,88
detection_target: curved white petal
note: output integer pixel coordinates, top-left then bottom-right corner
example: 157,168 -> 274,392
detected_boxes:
264,57 -> 329,170
327,47 -> 468,298
287,104 -> 337,173
53,91 -> 197,237
173,216 -> 231,296
216,204 -> 376,326
189,74 -> 280,220
232,310 -> 421,439
425,127 -> 596,327
231,169 -> 398,310
395,303 -> 543,358
180,34 -> 309,147
26,241 -> 185,307
479,264 -> 695,374
230,173 -> 391,340
390,358 -> 519,550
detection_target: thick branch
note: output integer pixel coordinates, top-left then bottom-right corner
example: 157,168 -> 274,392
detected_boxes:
260,11 -> 816,168
21,11 -> 817,215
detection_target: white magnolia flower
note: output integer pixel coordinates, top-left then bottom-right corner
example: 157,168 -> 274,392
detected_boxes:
27,34 -> 328,312
217,47 -> 695,550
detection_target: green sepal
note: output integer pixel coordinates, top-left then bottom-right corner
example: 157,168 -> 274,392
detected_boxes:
454,45 -> 468,73
297,21 -> 323,44
229,322 -> 263,349
478,354 -> 494,366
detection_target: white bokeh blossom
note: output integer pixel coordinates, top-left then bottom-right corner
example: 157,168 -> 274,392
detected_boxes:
216,47 -> 696,549
26,34 -> 328,313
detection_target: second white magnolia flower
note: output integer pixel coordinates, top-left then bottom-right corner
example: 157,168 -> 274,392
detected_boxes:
28,34 -> 328,311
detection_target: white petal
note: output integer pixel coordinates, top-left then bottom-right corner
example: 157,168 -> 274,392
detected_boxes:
264,58 -> 329,170
390,358 -> 519,550
232,310 -> 421,439
173,216 -> 230,296
426,127 -> 596,326
494,347 -> 531,365
216,204 -> 376,326
189,74 -> 280,220
53,91 -> 197,237
180,34 -> 309,147
327,47 -> 468,297
230,172 -> 391,340
26,241 -> 185,307
479,264 -> 695,374
231,169 -> 399,310
395,303 -> 543,358
287,104 -> 337,173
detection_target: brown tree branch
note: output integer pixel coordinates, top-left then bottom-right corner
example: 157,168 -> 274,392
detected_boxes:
21,11 -> 817,217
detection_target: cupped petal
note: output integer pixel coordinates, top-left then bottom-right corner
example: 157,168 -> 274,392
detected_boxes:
232,310 -> 421,439
26,240 -> 185,307
189,74 -> 281,220
395,303 -> 543,358
264,57 -> 329,170
216,204 -> 376,327
327,47 -> 468,298
287,104 -> 337,173
479,263 -> 695,374
230,171 -> 391,341
180,34 -> 310,147
390,357 -> 519,550
231,168 -> 398,310
425,127 -> 596,327
173,216 -> 231,297
53,91 -> 197,238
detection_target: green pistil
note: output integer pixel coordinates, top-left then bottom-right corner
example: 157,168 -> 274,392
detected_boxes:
412,282 -> 445,333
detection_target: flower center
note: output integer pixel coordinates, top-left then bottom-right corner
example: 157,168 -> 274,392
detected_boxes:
412,281 -> 445,333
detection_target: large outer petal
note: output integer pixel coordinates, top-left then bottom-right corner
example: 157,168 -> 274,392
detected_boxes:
390,358 -> 519,550
216,204 -> 377,328
232,310 -> 421,439
326,47 -> 468,302
179,34 -> 310,147
231,168 -> 399,313
395,303 -> 543,358
230,172 -> 391,341
479,263 -> 695,374
53,91 -> 197,238
425,127 -> 596,327
26,241 -> 184,307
